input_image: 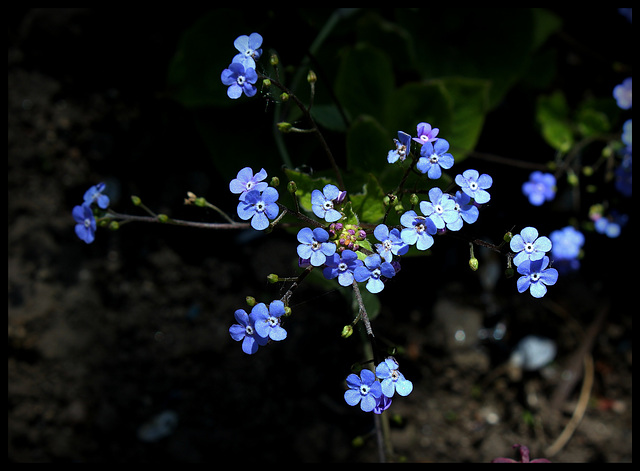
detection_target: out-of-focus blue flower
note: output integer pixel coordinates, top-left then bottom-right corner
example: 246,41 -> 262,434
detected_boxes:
232,33 -> 263,69
613,77 -> 632,110
510,336 -> 557,371
455,169 -> 493,204
387,130 -> 412,164
594,212 -> 628,238
72,204 -> 96,244
311,184 -> 342,222
550,226 -> 584,273
522,171 -> 556,206
416,138 -> 454,179
221,62 -> 258,99
516,256 -> 558,298
412,122 -> 439,146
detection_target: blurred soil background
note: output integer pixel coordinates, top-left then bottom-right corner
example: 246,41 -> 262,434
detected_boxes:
8,8 -> 632,462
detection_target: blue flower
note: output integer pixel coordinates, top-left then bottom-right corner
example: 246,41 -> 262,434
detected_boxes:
416,139 -> 454,179
387,131 -> 412,164
412,122 -> 439,146
83,182 -> 110,209
72,204 -> 96,244
446,191 -> 479,231
522,171 -> 556,206
594,212 -> 628,238
510,226 -> 552,266
419,187 -> 458,230
375,358 -> 413,398
373,224 -> 408,262
455,169 -> 493,204
373,395 -> 393,415
229,307 -> 269,354
613,77 -> 632,110
296,227 -> 336,266
400,210 -> 437,251
252,300 -> 287,342
550,226 -> 584,273
232,33 -> 263,69
236,187 -> 280,230
221,62 -> 258,99
323,249 -> 363,287
229,167 -> 268,200
516,256 -> 558,298
354,254 -> 396,294
311,184 -> 342,222
344,369 -> 383,413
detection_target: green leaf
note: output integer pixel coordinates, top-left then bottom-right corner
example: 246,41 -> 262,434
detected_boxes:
536,91 -> 574,152
349,173 -> 386,225
345,115 -> 392,177
334,43 -> 395,121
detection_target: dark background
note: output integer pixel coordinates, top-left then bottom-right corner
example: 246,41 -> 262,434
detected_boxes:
9,8 -> 632,462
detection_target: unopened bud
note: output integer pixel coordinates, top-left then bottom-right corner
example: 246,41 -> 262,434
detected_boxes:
469,257 -> 479,271
270,176 -> 280,187
108,221 -> 120,231
246,296 -> 256,307
279,92 -> 289,102
157,214 -> 169,223
277,122 -> 292,133
341,325 -> 353,338
503,231 -> 513,243
307,70 -> 317,83
267,273 -> 279,284
409,193 -> 419,206
269,53 -> 279,66
287,181 -> 297,194
131,195 -> 142,206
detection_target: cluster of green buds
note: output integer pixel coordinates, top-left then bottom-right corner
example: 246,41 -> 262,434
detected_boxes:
328,222 -> 367,253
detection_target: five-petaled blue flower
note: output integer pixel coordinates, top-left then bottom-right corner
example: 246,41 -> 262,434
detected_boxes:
344,369 -> 383,413
455,169 -> 493,204
72,204 -> 97,244
296,227 -> 336,266
522,171 -> 556,206
516,256 -> 558,298
446,190 -> 479,231
83,182 -> 110,209
229,167 -> 269,200
354,254 -> 396,294
416,138 -> 454,179
373,224 -> 408,262
400,210 -> 437,251
387,131 -> 412,164
375,358 -> 413,398
311,184 -> 342,222
229,307 -> 269,354
412,122 -> 439,146
236,187 -> 279,230
252,300 -> 287,342
323,249 -> 363,287
232,32 -> 263,69
221,62 -> 258,99
419,187 -> 458,230
510,226 -> 552,267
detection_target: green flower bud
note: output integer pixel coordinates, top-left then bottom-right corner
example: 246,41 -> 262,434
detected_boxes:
409,193 -> 419,206
469,257 -> 479,271
504,267 -> 515,279
341,325 -> 354,338
267,273 -> 279,284
262,78 -> 271,89
157,214 -> 169,223
279,92 -> 289,102
108,221 -> 120,231
307,70 -> 317,83
277,122 -> 292,133
269,53 -> 279,66
503,231 -> 513,243
245,296 -> 256,307
287,181 -> 297,194
270,176 -> 280,187
131,195 -> 142,206
284,306 -> 292,317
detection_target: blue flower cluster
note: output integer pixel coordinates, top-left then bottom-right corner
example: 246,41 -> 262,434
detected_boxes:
221,33 -> 263,99
510,227 -> 558,298
550,226 -> 584,273
344,358 -> 413,414
230,167 -> 280,230
72,182 -> 110,244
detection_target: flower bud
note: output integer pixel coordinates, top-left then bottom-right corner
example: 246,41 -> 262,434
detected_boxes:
284,306 -> 292,316
245,296 -> 256,307
267,273 -> 279,284
277,122 -> 292,133
108,221 -> 120,231
287,180 -> 297,194
410,193 -> 419,206
269,53 -> 279,66
270,176 -> 280,187
341,325 -> 353,338
262,78 -> 271,89
279,92 -> 289,102
307,70 -> 317,83
503,231 -> 513,243
131,195 -> 142,206
469,257 -> 479,271
157,214 -> 169,223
